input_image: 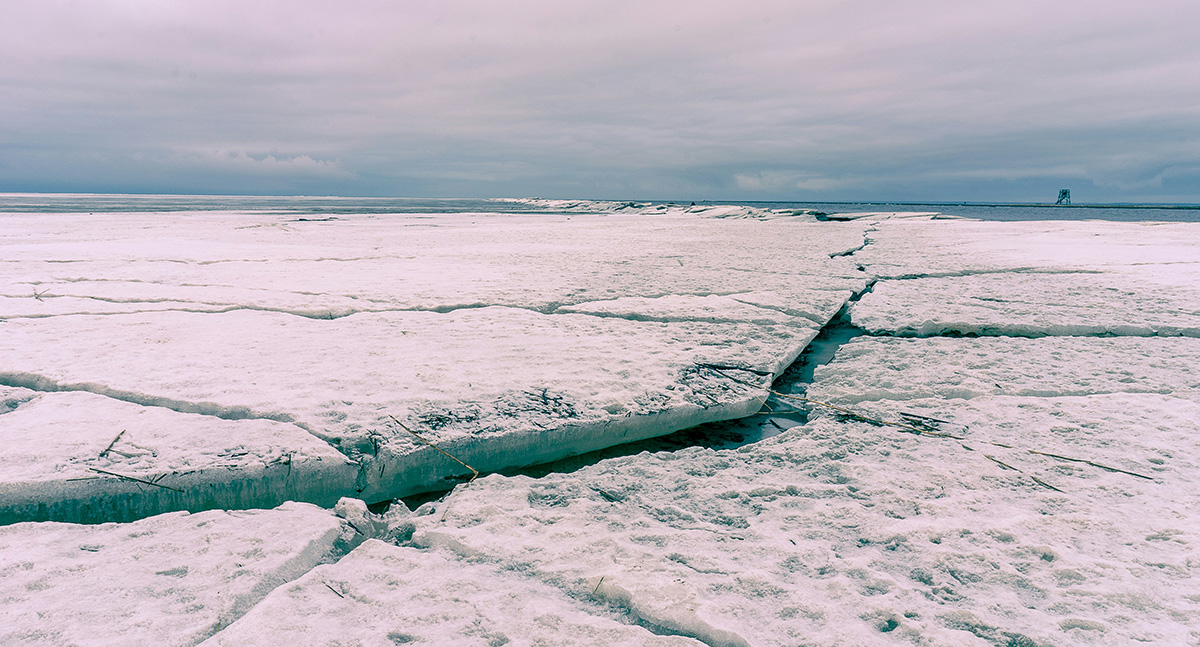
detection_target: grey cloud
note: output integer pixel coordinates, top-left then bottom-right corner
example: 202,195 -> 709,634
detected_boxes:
2,0 -> 1198,201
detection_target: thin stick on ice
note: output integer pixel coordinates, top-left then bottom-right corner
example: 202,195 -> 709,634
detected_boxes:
88,467 -> 184,492
387,415 -> 479,483
98,429 -> 126,459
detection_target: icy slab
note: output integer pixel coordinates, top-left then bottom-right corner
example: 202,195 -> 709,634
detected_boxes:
0,502 -> 351,646
851,219 -> 1200,278
1,209 -> 869,505
851,271 -> 1200,337
410,389 -> 1200,646
805,336 -> 1200,405
203,538 -> 701,647
0,306 -> 818,502
0,386 -> 356,524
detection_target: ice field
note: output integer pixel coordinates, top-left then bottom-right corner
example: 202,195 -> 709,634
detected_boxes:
1,201 -> 1198,645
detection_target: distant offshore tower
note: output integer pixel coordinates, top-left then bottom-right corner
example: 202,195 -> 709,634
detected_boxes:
1056,189 -> 1071,205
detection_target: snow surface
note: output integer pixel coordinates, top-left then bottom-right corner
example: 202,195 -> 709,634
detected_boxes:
0,209 -> 867,512
203,538 -> 702,647
0,502 -> 351,646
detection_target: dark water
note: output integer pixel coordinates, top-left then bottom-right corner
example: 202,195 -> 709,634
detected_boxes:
2,193 -> 1198,222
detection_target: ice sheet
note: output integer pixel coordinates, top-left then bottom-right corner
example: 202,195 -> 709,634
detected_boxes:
0,502 -> 350,646
1,210 -> 867,506
0,307 -> 817,503
409,393 -> 1200,646
0,210 -> 865,320
851,271 -> 1200,337
0,386 -> 356,524
202,538 -> 702,647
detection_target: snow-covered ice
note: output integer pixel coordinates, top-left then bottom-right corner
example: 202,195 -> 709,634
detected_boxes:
852,271 -> 1200,337
407,338 -> 1200,646
0,385 -> 356,524
203,538 -> 702,647
0,502 -> 352,646
850,218 -> 1200,278
3,203 -> 1200,646
0,208 -> 867,513
806,336 -> 1200,404
849,219 -> 1200,338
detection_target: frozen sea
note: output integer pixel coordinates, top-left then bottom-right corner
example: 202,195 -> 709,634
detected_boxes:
1,194 -> 1198,646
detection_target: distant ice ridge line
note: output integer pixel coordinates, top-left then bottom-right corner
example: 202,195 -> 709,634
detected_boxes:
0,371 -> 307,429
490,198 -> 815,220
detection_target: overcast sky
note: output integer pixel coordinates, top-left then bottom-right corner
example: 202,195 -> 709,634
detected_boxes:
3,1 -> 1198,202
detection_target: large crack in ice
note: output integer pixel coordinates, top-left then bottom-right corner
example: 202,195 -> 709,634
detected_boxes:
399,290 -> 874,510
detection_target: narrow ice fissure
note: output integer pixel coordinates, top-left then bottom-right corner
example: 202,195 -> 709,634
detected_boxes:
7,287 -> 844,323
727,297 -> 826,325
0,370 -> 311,430
827,227 -> 874,258
862,327 -> 1198,340
873,267 -> 1102,281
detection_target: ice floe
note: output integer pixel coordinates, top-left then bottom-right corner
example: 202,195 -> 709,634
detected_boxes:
0,502 -> 352,646
0,209 -> 867,514
0,386 -> 355,524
